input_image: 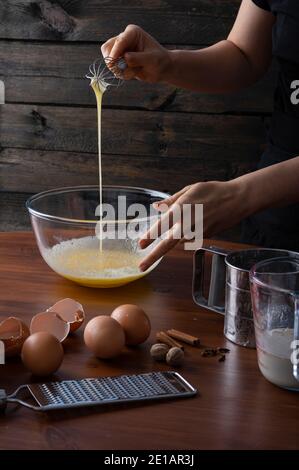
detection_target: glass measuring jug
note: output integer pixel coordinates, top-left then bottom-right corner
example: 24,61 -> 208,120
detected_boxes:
250,256 -> 299,391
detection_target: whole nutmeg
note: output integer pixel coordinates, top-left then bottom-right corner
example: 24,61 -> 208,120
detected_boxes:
150,343 -> 169,362
166,347 -> 184,367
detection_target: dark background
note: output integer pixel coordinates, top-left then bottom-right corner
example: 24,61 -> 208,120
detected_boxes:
0,0 -> 273,235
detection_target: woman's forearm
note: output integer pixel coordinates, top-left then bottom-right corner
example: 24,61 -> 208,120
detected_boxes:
161,0 -> 274,93
236,156 -> 299,217
164,41 -> 256,93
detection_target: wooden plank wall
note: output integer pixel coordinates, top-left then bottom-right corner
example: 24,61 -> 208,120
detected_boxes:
0,0 -> 273,233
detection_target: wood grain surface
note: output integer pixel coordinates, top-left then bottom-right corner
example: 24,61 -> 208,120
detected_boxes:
0,41 -> 274,112
1,149 -> 241,194
0,105 -> 265,157
0,102 -> 264,230
0,0 -> 239,44
0,232 -> 298,450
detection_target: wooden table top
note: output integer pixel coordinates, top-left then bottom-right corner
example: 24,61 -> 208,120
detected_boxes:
0,232 -> 298,450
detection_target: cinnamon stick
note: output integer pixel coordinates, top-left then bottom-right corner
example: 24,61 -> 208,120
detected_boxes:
166,329 -> 200,347
156,331 -> 184,350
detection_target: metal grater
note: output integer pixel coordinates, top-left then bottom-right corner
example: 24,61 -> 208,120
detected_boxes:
0,371 -> 197,412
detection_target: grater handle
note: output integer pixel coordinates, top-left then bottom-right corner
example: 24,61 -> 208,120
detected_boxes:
171,372 -> 197,394
6,385 -> 40,411
0,389 -> 7,412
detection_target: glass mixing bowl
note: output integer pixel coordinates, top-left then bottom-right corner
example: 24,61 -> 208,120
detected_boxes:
26,186 -> 169,288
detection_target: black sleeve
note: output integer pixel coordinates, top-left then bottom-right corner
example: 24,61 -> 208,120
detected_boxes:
251,0 -> 270,11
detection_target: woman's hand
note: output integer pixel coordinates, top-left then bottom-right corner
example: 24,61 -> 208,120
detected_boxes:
101,24 -> 172,82
100,2 -> 274,92
139,155 -> 299,271
139,179 -> 248,272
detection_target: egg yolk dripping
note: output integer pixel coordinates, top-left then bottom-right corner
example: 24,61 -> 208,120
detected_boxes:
43,69 -> 158,288
91,78 -> 105,252
43,73 -> 152,288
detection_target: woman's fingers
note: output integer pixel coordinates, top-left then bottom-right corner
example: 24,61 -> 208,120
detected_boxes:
139,217 -> 163,250
139,187 -> 191,250
125,51 -> 152,68
110,25 -> 141,60
123,66 -> 143,80
139,203 -> 182,249
153,186 -> 189,211
101,37 -> 117,58
152,201 -> 171,213
139,229 -> 180,272
101,39 -> 141,79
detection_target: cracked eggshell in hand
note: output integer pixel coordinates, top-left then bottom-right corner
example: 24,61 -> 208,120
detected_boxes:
47,298 -> 85,332
30,311 -> 70,342
0,317 -> 30,357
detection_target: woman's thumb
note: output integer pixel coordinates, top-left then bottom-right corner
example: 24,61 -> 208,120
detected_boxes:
124,51 -> 149,68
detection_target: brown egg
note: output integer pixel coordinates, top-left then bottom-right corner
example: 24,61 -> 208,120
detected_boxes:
0,317 -> 30,357
21,332 -> 64,376
30,311 -> 70,342
84,315 -> 125,359
111,304 -> 151,346
48,298 -> 85,332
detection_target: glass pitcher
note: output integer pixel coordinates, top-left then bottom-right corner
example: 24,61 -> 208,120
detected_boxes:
250,256 -> 299,391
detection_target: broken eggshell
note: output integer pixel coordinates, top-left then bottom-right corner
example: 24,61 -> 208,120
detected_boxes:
30,311 -> 70,342
47,298 -> 85,332
0,317 -> 30,357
